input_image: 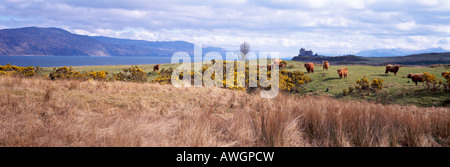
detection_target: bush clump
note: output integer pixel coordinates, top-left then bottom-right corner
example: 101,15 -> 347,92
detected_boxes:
421,72 -> 444,92
49,66 -> 83,80
84,71 -> 109,81
371,79 -> 384,90
152,68 -> 174,84
442,71 -> 450,91
112,65 -> 147,82
152,61 -> 311,93
0,64 -> 39,77
355,77 -> 370,90
279,70 -> 311,92
352,77 -> 384,94
49,66 -> 108,81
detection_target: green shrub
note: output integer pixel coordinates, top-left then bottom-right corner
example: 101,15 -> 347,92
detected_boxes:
84,71 -> 109,81
353,77 -> 384,94
279,70 -> 311,92
49,66 -> 109,81
443,71 -> 450,91
422,72 -> 442,92
112,65 -> 147,82
152,61 -> 312,92
0,64 -> 38,77
152,68 -> 174,84
371,79 -> 384,90
49,66 -> 83,80
343,89 -> 349,96
355,77 -> 370,90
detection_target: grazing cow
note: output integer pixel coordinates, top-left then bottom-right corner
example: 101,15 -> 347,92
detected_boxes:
278,63 -> 286,69
443,71 -> 450,79
322,61 -> 329,71
258,64 -> 272,71
407,73 -> 426,85
153,64 -> 160,71
385,65 -> 400,76
337,67 -> 348,79
272,59 -> 286,69
272,59 -> 281,65
304,62 -> 314,73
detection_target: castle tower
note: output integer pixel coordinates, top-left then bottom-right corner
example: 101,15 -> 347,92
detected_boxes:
299,48 -> 305,56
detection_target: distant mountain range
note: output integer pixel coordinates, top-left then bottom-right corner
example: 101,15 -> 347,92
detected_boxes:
355,47 -> 449,57
0,27 -> 227,56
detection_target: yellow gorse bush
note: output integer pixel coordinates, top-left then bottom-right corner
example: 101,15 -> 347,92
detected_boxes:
280,70 -> 311,92
49,66 -> 108,81
442,71 -> 450,84
356,76 -> 370,90
443,71 -> 450,80
421,72 -> 445,92
152,60 -> 311,92
0,64 -> 38,77
49,66 -> 82,80
152,68 -> 174,85
422,72 -> 436,84
354,77 -> 383,92
112,65 -> 147,82
442,71 -> 450,91
371,79 -> 384,90
84,71 -> 109,81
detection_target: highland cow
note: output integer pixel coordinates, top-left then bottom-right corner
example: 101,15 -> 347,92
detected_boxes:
272,59 -> 281,65
272,59 -> 286,69
443,71 -> 450,79
304,62 -> 314,73
323,61 -> 329,71
337,67 -> 348,79
153,64 -> 160,71
407,73 -> 425,85
385,65 -> 400,76
258,64 -> 272,71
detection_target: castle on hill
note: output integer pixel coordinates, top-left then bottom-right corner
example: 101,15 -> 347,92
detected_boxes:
298,48 -> 318,57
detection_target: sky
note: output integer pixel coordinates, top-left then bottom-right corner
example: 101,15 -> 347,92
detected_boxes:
1,0 -> 450,58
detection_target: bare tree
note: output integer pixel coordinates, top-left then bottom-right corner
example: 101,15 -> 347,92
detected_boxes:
239,42 -> 250,61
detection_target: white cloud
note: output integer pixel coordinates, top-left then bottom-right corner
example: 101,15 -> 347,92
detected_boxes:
432,25 -> 450,34
396,21 -> 417,31
415,0 -> 439,7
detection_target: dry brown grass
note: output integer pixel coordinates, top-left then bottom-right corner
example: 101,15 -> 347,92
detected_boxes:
0,76 -> 448,147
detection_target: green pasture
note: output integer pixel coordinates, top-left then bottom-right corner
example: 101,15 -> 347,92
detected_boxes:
39,61 -> 449,107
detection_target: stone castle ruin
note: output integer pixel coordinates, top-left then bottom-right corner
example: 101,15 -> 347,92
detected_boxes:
298,48 -> 318,57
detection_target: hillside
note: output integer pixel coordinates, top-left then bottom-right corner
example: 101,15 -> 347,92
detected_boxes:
0,27 -> 227,57
355,47 -> 449,57
292,52 -> 450,66
0,27 -> 110,56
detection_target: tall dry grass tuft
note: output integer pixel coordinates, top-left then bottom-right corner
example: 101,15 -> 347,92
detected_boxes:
0,76 -> 448,147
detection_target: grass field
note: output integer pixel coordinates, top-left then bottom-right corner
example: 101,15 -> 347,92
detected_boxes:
0,76 -> 448,147
39,61 -> 450,107
283,61 -> 449,107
